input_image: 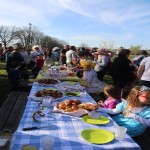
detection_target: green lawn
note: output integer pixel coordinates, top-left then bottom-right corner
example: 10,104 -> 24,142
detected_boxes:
0,62 -> 11,107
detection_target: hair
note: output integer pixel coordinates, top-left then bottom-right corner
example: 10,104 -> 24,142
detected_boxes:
123,86 -> 141,115
78,49 -> 88,57
118,49 -> 131,57
103,84 -> 121,100
70,46 -> 76,51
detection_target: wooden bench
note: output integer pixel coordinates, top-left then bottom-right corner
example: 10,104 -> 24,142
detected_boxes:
0,92 -> 29,133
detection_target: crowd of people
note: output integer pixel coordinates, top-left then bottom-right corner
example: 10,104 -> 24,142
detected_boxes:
0,43 -> 150,149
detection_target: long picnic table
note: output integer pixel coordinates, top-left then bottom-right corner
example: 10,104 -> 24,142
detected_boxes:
10,81 -> 141,150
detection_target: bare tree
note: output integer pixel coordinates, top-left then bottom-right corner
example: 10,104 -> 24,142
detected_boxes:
0,25 -> 67,51
129,44 -> 142,51
40,36 -> 66,49
80,43 -> 89,48
100,40 -> 114,50
0,25 -> 17,48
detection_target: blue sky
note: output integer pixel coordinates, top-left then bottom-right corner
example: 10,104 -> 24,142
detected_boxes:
0,0 -> 150,49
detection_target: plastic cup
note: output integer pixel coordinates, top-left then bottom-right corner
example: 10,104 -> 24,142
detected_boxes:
114,126 -> 127,140
41,136 -> 54,150
42,98 -> 52,107
80,91 -> 87,98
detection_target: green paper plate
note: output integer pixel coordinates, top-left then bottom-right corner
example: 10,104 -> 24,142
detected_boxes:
67,81 -> 76,85
65,92 -> 80,96
82,115 -> 110,125
81,128 -> 114,144
47,88 -> 57,90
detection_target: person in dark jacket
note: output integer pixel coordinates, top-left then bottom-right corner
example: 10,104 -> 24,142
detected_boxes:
110,49 -> 136,90
6,45 -> 24,89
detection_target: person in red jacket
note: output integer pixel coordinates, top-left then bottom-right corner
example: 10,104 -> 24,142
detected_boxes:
32,53 -> 44,77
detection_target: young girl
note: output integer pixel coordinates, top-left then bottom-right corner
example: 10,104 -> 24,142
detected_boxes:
98,85 -> 150,148
98,84 -> 122,109
75,50 -> 105,93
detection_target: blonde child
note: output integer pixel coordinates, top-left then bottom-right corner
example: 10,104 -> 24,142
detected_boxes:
99,86 -> 150,137
75,50 -> 105,93
98,86 -> 150,148
98,84 -> 121,109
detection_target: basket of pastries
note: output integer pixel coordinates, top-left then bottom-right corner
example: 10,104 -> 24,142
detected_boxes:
54,99 -> 99,116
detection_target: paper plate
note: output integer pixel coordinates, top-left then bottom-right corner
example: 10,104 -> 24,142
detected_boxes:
67,81 -> 77,85
82,115 -> 110,125
65,92 -> 80,96
81,128 -> 114,144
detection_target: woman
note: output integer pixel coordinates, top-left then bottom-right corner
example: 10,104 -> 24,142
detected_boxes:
110,49 -> 135,89
28,45 -> 43,69
94,48 -> 110,81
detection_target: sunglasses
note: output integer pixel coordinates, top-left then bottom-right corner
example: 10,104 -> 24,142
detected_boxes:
139,86 -> 150,92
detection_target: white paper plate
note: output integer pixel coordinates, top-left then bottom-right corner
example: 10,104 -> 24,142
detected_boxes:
53,105 -> 87,117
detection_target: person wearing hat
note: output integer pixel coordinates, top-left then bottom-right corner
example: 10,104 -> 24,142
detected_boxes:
94,48 -> 110,81
28,45 -> 44,69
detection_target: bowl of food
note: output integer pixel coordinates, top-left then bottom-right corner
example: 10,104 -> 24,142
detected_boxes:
34,89 -> 63,100
36,79 -> 60,86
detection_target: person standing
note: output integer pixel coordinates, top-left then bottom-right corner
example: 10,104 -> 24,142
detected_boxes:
66,46 -> 77,66
60,45 -> 70,64
137,56 -> 150,88
110,49 -> 135,89
6,45 -> 24,89
94,48 -> 110,81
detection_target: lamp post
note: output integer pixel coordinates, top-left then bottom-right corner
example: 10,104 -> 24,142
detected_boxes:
29,23 -> 32,46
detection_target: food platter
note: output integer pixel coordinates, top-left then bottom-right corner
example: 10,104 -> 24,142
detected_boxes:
32,88 -> 63,101
54,100 -> 99,117
36,79 -> 60,86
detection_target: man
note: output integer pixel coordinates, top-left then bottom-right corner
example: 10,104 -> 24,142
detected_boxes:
6,45 -> 25,89
66,46 -> 77,66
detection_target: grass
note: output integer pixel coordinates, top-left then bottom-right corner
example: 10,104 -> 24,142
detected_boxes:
0,62 -> 11,107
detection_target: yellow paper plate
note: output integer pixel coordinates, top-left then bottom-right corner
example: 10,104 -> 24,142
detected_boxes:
81,128 -> 114,144
82,115 -> 110,124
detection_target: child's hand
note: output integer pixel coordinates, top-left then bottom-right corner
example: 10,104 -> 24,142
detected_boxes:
98,100 -> 104,106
